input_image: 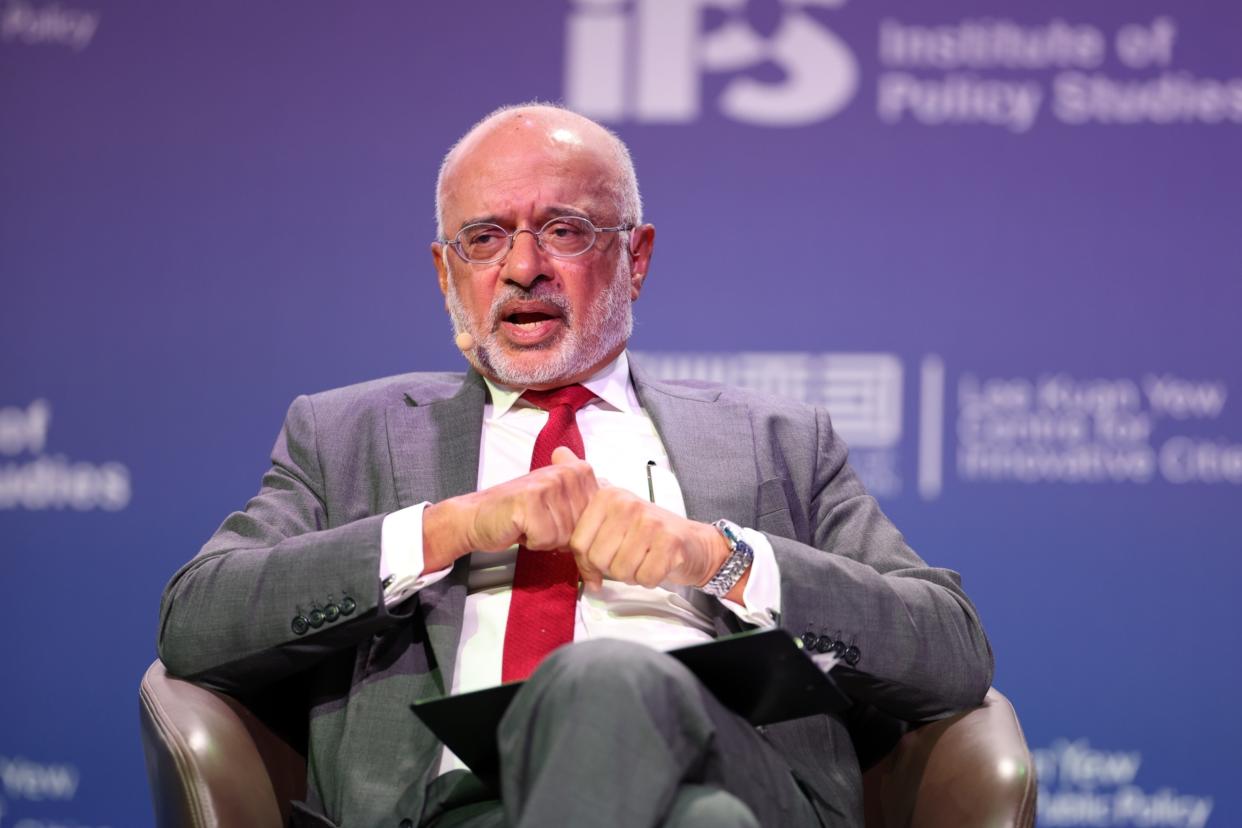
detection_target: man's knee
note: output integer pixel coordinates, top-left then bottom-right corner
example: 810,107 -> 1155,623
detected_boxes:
532,639 -> 698,696
664,785 -> 759,828
508,639 -> 711,740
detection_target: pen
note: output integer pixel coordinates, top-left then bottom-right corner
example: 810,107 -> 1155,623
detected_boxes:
646,460 -> 656,502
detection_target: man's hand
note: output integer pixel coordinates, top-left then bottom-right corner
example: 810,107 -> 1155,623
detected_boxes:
422,446 -> 597,572
568,486 -> 735,595
423,450 -> 748,602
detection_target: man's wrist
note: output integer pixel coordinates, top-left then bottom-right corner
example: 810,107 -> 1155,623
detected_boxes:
697,522 -> 733,586
421,499 -> 471,574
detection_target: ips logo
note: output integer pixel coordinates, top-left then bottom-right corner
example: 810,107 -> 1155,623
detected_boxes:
565,0 -> 859,126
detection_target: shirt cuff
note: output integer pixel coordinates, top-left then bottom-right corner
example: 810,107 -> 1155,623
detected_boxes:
380,502 -> 452,606
716,526 -> 781,628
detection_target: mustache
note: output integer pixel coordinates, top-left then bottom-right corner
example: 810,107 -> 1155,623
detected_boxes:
485,284 -> 573,331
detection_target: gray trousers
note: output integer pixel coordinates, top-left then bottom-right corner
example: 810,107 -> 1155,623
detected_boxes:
419,639 -> 823,828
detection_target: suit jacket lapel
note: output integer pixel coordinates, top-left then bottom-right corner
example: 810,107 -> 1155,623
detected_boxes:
385,370 -> 486,692
630,358 -> 758,527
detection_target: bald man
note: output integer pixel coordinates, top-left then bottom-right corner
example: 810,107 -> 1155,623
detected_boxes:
159,104 -> 992,828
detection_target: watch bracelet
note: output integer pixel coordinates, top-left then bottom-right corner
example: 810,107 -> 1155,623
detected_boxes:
701,519 -> 754,597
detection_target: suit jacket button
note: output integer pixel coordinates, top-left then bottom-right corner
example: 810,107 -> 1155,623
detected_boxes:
800,631 -> 818,650
815,635 -> 834,654
844,645 -> 861,666
324,603 -> 341,622
830,639 -> 847,657
291,615 -> 310,636
340,596 -> 357,616
308,608 -> 326,628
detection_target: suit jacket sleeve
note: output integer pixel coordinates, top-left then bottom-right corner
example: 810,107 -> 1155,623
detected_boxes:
763,406 -> 993,722
157,394 -> 411,695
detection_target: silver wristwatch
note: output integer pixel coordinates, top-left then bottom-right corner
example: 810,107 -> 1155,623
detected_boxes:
700,519 -> 755,597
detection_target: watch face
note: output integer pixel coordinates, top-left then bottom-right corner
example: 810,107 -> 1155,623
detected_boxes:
714,519 -> 742,549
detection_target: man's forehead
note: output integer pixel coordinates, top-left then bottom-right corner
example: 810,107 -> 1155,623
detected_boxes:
441,122 -> 620,227
450,122 -> 611,183
444,183 -> 612,234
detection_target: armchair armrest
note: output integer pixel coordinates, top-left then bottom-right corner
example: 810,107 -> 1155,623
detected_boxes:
862,688 -> 1037,828
139,660 -> 306,828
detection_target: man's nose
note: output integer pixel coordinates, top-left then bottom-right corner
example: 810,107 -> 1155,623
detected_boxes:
500,229 -> 550,288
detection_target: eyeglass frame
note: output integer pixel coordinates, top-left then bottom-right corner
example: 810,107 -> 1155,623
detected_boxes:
437,215 -> 636,265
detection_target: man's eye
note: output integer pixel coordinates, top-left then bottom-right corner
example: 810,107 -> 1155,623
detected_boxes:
546,223 -> 584,239
467,229 -> 503,246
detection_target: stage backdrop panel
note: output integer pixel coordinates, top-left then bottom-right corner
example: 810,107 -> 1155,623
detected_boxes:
2,1 -> 1239,826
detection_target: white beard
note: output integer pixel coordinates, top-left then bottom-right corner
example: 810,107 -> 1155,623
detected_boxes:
445,256 -> 633,388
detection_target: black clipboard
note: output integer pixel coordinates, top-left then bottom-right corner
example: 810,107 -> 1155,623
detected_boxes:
410,629 -> 849,787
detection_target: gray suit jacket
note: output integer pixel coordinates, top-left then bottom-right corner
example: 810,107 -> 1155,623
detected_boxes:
158,359 -> 993,827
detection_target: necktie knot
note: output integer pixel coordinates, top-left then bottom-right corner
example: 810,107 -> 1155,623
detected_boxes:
521,384 -> 596,414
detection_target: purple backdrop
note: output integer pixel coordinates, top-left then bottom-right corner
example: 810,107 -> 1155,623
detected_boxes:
3,1 -> 1240,826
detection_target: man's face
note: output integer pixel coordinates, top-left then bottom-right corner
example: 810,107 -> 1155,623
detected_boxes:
433,116 -> 654,389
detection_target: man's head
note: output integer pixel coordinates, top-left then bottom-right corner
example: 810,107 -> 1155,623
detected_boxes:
432,104 -> 655,389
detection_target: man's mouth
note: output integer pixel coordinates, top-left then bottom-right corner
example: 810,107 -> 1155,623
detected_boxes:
496,302 -> 566,345
506,310 -> 558,326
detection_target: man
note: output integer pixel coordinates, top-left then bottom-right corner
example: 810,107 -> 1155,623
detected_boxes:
158,103 -> 992,828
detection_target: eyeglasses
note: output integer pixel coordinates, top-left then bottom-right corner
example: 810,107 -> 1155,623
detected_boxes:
440,215 -> 634,264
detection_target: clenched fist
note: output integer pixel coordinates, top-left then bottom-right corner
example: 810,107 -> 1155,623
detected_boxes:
422,446 -> 597,572
569,486 -> 730,593
422,448 -> 744,600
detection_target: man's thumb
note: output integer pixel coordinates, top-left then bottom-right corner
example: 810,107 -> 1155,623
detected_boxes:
550,445 -> 580,465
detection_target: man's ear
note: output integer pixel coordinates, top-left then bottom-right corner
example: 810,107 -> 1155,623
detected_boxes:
432,242 -> 450,298
628,223 -> 655,301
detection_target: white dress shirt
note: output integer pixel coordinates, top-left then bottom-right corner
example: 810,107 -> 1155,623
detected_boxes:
377,352 -> 781,773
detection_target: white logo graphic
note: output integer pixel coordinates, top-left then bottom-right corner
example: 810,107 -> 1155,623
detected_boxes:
0,0 -> 100,51
876,16 -> 1242,130
0,756 -> 79,803
0,754 -> 114,828
954,373 -> 1239,486
0,400 -> 131,511
631,357 -> 1241,500
634,351 -> 903,495
565,0 -> 859,126
817,354 -> 902,447
1033,740 -> 1214,828
634,351 -> 900,445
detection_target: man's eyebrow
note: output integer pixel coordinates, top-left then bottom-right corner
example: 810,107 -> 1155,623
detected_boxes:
454,214 -> 504,233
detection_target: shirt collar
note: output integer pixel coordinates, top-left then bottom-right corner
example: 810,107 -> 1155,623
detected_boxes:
484,351 -> 638,418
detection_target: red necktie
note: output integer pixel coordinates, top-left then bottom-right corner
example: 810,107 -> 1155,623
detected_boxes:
500,384 -> 597,682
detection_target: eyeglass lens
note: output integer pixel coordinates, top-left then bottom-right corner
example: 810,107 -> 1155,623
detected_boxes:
456,216 -> 596,263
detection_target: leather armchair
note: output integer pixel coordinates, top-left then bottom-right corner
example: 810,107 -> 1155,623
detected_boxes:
860,689 -> 1036,827
140,660 -> 1036,827
140,660 -> 307,827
